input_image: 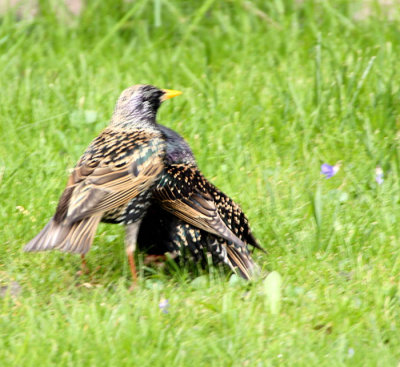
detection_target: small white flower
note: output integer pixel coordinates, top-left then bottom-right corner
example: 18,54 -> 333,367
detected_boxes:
159,298 -> 169,314
375,167 -> 384,185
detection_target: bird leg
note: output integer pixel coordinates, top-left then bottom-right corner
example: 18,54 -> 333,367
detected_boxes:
125,221 -> 141,289
81,254 -> 88,273
127,251 -> 137,284
76,254 -> 90,276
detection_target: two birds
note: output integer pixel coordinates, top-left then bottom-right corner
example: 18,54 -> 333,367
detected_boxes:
24,85 -> 263,285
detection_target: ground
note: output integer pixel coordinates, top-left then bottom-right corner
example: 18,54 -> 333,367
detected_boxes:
1,1 -> 400,366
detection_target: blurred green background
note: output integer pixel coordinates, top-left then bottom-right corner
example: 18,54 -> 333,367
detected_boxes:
1,0 -> 400,365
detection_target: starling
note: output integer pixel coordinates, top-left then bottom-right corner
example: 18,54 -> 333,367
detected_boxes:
24,84 -> 182,285
138,125 -> 264,280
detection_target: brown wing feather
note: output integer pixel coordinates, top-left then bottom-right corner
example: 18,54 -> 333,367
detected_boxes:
56,128 -> 164,224
225,245 -> 256,280
154,165 -> 247,249
24,214 -> 102,254
55,214 -> 102,254
210,187 -> 265,252
25,128 -> 165,254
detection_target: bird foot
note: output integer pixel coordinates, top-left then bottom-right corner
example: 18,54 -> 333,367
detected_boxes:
75,265 -> 100,278
143,254 -> 167,265
76,267 -> 90,277
76,254 -> 90,276
128,282 -> 137,292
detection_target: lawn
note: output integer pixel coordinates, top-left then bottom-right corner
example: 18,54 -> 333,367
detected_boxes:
1,0 -> 400,365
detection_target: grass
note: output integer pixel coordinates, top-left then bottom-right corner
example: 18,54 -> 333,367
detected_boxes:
1,0 -> 400,365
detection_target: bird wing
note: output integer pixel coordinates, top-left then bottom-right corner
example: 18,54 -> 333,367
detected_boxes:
153,164 -> 247,249
210,187 -> 265,252
54,128 -> 164,224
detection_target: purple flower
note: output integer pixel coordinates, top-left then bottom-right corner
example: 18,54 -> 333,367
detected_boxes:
375,167 -> 384,185
321,163 -> 340,179
159,299 -> 169,314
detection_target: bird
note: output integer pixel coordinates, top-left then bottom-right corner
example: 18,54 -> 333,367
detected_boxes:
24,84 -> 182,286
137,125 -> 264,280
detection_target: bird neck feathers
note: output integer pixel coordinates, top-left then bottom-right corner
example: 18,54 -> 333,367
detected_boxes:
110,100 -> 159,130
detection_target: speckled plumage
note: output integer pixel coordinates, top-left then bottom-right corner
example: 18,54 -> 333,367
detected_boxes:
138,126 -> 263,280
24,85 -> 181,283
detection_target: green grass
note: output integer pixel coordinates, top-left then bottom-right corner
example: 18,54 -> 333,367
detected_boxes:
1,0 -> 400,365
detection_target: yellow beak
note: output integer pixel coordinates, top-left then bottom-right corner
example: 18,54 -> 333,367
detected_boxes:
161,89 -> 182,101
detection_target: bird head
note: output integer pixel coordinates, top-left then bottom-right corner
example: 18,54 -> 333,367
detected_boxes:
111,84 -> 182,127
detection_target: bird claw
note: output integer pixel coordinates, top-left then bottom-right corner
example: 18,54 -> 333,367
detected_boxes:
143,254 -> 167,265
76,268 -> 90,277
128,282 -> 137,292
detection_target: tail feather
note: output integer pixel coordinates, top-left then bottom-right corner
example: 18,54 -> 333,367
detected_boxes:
56,215 -> 101,254
24,215 -> 101,255
225,245 -> 258,280
247,232 -> 267,253
24,219 -> 69,252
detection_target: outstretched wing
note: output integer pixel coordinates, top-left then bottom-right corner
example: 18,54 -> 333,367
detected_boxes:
54,128 -> 165,224
210,187 -> 264,252
153,164 -> 247,249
